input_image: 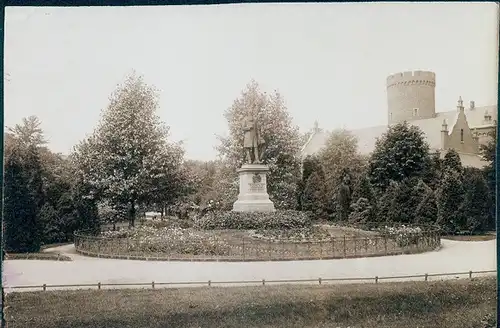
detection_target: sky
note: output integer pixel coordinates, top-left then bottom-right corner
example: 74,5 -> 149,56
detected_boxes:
4,3 -> 499,161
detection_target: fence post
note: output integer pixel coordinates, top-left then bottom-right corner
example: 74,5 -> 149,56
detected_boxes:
208,280 -> 211,287
364,238 -> 368,253
319,278 -> 322,285
42,284 -> 46,291
262,279 -> 265,286
331,237 -> 335,257
375,276 -> 378,284
469,270 -> 473,279
354,238 -> 357,256
152,281 -> 155,289
98,282 -> 101,290
425,273 -> 428,282
343,236 -> 346,258
384,236 -> 388,255
242,237 -> 245,261
319,241 -> 323,259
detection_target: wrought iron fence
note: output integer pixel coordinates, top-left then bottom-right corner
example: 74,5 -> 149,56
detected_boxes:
74,223 -> 441,261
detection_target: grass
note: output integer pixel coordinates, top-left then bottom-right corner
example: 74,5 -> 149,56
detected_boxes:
442,235 -> 496,241
5,252 -> 72,261
4,277 -> 496,328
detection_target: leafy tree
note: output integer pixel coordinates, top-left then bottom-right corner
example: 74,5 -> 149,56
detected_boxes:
349,198 -> 375,224
204,160 -> 239,211
422,150 -> 442,190
216,80 -> 302,209
4,147 -> 41,252
480,127 -> 496,229
442,149 -> 463,174
369,122 -> 431,191
377,178 -> 422,224
297,155 -> 324,210
351,173 -> 377,210
337,174 -> 352,221
73,73 -> 186,227
318,129 -> 365,215
436,170 -> 466,234
462,167 -> 491,233
7,115 -> 47,149
300,172 -> 327,217
414,180 -> 438,224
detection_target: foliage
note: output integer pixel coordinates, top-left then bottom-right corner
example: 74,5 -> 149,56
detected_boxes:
479,127 -> 496,229
194,210 -> 311,230
72,73 -> 187,227
436,170 -> 465,234
300,172 -> 327,218
414,181 -> 438,224
7,115 -> 47,149
297,155 -> 324,210
3,147 -> 41,253
318,129 -> 365,214
442,149 -> 463,174
376,179 -> 423,224
203,160 -> 239,211
369,122 -> 431,191
251,226 -> 331,242
378,225 -> 424,247
101,226 -> 230,256
216,80 -> 302,209
462,168 -> 492,233
348,197 -> 375,224
337,175 -> 353,221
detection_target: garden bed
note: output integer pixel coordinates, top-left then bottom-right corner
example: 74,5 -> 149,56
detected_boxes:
74,220 -> 440,261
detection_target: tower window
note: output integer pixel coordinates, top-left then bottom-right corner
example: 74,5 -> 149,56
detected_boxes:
413,108 -> 419,117
460,129 -> 464,142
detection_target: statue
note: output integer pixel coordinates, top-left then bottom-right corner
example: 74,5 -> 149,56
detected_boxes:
243,114 -> 266,164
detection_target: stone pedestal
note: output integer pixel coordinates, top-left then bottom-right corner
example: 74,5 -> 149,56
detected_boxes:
232,164 -> 275,212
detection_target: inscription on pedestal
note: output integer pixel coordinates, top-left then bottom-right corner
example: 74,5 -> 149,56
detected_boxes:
248,182 -> 265,193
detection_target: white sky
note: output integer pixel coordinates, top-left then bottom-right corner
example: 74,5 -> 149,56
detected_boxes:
4,3 -> 499,161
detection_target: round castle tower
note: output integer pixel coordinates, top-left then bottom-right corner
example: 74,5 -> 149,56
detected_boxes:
386,70 -> 436,124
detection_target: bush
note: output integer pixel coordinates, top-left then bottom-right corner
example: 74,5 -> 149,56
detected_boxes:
194,210 -> 311,230
251,226 -> 331,242
378,225 -> 424,247
348,197 -> 375,223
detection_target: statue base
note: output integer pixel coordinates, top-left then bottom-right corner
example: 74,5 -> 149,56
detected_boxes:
232,164 -> 275,213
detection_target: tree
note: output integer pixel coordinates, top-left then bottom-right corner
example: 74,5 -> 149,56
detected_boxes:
318,129 -> 365,215
297,155 -> 324,210
480,127 -> 496,229
73,73 -> 186,227
436,170 -> 465,234
216,80 -> 302,209
7,115 -> 47,149
204,160 -> 239,211
462,168 -> 491,233
414,180 -> 438,224
4,147 -> 41,252
300,172 -> 327,217
369,122 -> 431,191
349,198 -> 375,224
442,149 -> 463,174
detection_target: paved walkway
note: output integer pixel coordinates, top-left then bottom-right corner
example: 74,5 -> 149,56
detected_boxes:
3,239 -> 496,293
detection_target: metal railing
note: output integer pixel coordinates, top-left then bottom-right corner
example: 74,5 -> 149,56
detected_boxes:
74,224 -> 441,262
6,270 -> 496,292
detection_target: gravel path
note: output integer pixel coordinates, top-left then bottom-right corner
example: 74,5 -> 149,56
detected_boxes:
3,239 -> 496,293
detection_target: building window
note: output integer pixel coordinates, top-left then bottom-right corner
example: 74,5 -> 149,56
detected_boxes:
413,108 -> 419,116
460,129 -> 464,142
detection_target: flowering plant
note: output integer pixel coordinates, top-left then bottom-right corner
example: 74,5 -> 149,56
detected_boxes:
378,225 -> 423,247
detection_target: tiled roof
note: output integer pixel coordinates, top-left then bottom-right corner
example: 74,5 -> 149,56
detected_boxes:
301,105 -> 496,168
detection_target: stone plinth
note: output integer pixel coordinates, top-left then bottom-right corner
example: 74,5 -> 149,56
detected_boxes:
232,164 -> 275,212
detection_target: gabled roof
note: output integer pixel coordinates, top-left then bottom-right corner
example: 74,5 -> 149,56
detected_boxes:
300,105 -> 496,168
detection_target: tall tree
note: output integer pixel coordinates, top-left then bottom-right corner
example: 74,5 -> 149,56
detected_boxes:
369,122 -> 431,192
442,149 -> 463,175
301,171 -> 327,217
297,155 -> 324,210
4,147 -> 41,252
436,170 -> 465,234
73,73 -> 186,227
462,167 -> 491,233
216,80 -> 302,209
318,129 -> 365,216
7,115 -> 47,149
479,127 -> 496,228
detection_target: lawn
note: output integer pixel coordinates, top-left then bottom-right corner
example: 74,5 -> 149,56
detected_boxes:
4,277 -> 496,328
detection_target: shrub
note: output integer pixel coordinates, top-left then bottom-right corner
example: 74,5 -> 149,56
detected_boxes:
194,210 -> 311,230
251,226 -> 331,242
378,225 -> 424,247
348,197 -> 375,223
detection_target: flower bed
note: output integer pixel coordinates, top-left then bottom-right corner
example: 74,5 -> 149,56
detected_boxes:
194,210 -> 311,230
97,226 -> 230,256
250,226 -> 332,243
377,225 -> 424,247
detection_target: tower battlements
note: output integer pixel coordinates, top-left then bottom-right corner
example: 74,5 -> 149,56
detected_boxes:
386,70 -> 436,124
386,70 -> 436,88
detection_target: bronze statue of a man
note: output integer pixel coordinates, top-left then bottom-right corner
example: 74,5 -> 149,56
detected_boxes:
243,114 -> 265,164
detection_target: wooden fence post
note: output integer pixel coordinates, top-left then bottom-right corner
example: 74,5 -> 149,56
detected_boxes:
469,271 -> 473,279
375,276 -> 378,284
384,236 -> 388,255
208,280 -> 211,287
98,282 -> 101,290
42,284 -> 46,291
343,236 -> 346,258
331,237 -> 335,257
318,278 -> 322,285
425,273 -> 428,281
262,279 -> 265,286
242,237 -> 245,260
152,281 -> 155,289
